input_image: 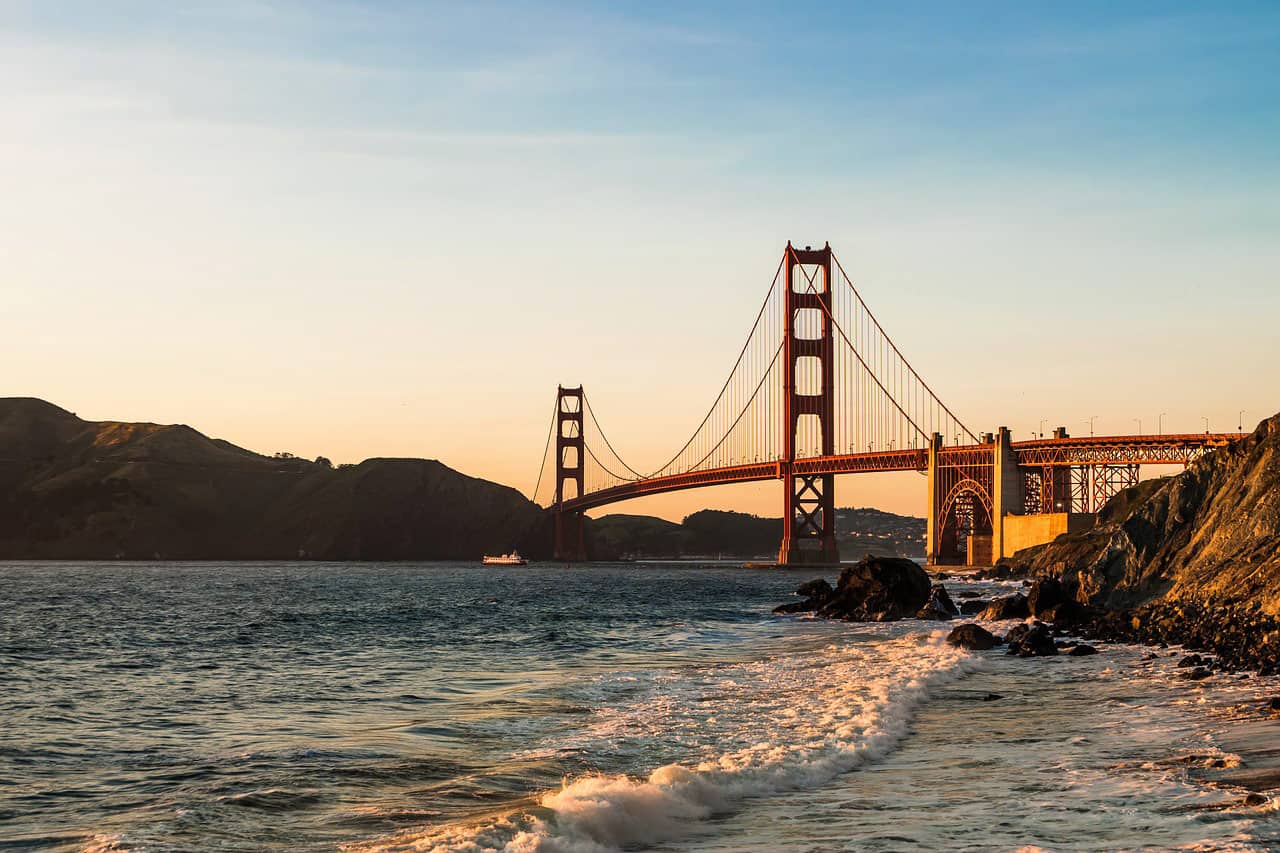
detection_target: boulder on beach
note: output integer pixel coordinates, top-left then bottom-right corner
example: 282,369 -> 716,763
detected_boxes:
1005,621 -> 1058,657
960,598 -> 990,615
946,623 -> 1001,650
814,555 -> 931,622
916,583 -> 960,620
980,593 -> 1031,621
1067,643 -> 1100,656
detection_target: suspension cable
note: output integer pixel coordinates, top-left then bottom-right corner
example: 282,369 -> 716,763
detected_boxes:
830,250 -> 977,442
581,392 -> 645,479
530,396 -> 558,505
646,253 -> 786,477
787,245 -> 930,447
582,441 -> 639,484
681,340 -> 785,473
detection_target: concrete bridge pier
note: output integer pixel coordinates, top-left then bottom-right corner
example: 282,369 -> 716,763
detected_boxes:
991,426 -> 1024,562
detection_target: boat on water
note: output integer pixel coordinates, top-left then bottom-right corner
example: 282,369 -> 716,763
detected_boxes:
482,551 -> 527,566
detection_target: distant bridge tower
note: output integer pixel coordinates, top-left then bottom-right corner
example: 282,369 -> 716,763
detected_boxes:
553,385 -> 587,561
778,243 -> 840,565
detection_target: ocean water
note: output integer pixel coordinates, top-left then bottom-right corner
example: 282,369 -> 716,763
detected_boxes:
1,562 -> 1277,852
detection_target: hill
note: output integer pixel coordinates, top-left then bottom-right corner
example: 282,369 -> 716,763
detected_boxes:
0,398 -> 547,560
590,507 -> 925,560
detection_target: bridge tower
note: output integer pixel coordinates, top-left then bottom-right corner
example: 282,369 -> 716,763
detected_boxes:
778,243 -> 840,565
553,385 -> 587,562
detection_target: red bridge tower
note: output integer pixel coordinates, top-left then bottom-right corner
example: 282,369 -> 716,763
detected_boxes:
553,385 -> 587,561
778,243 -> 840,565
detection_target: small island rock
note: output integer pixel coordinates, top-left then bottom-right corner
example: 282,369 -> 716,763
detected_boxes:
814,555 -> 931,622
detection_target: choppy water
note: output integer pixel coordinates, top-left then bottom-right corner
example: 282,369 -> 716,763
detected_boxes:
1,562 -> 1277,852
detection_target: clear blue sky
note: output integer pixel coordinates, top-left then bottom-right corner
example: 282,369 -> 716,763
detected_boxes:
4,1 -> 1278,518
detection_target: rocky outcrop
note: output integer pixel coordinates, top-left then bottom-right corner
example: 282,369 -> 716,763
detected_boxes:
812,555 -> 931,622
979,593 -> 1030,621
1005,621 -> 1057,657
1011,414 -> 1280,613
1027,577 -> 1069,617
946,623 -> 1001,650
916,583 -> 960,620
1005,412 -> 1280,671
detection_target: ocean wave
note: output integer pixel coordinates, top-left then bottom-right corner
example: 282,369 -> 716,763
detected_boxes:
347,629 -> 976,852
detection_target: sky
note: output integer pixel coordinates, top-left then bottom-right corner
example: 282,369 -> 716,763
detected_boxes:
3,1 -> 1279,521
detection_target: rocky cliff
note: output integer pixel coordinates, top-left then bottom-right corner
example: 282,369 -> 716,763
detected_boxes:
1007,412 -> 1280,670
0,398 -> 548,560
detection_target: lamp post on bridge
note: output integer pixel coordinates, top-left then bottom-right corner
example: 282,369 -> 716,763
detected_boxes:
1159,412 -> 1167,436
1133,418 -> 1142,435
1088,415 -> 1098,437
1202,416 -> 1210,434
1039,419 -> 1047,439
1239,410 -> 1246,433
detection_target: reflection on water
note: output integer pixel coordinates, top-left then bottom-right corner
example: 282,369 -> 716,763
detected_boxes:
0,562 -> 1275,851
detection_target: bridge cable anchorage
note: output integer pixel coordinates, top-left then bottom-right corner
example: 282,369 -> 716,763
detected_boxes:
829,250 -> 977,444
581,392 -> 646,480
531,395 -> 559,506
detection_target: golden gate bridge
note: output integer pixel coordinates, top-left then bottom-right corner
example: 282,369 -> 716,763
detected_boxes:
532,243 -> 1239,566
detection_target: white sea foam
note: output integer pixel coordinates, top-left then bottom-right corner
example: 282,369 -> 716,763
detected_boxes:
347,629 -> 976,852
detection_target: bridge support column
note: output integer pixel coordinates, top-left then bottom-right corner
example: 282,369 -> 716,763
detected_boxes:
777,242 -> 840,566
991,426 -> 1023,562
925,432 -> 942,565
553,386 -> 588,562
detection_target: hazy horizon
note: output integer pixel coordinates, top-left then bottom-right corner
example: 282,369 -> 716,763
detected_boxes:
6,1 -> 1278,521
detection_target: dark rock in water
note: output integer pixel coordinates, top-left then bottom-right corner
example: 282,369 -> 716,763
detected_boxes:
980,593 -> 1030,621
1178,654 -> 1204,668
916,584 -> 960,620
1005,621 -> 1058,657
1267,697 -> 1280,711
957,590 -> 982,599
1027,577 -> 1070,618
1244,792 -> 1270,807
933,572 -> 951,580
946,623 -> 1000,650
1179,666 -> 1212,681
982,693 -> 1003,701
816,555 -> 931,622
773,577 -> 835,615
772,600 -> 815,615
1067,644 -> 1099,656
960,598 -> 989,615
794,578 -> 834,601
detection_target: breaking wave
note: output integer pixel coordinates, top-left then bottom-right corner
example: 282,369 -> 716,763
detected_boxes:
348,629 -> 976,852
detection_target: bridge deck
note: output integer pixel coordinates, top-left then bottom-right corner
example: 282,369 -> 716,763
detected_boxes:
557,433 -> 1242,514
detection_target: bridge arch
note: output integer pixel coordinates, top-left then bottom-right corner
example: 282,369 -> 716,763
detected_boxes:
937,478 -> 994,565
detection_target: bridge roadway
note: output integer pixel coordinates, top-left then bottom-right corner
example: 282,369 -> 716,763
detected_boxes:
558,433 -> 1240,514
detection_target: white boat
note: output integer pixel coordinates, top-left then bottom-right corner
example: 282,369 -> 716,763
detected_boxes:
482,551 -> 527,566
